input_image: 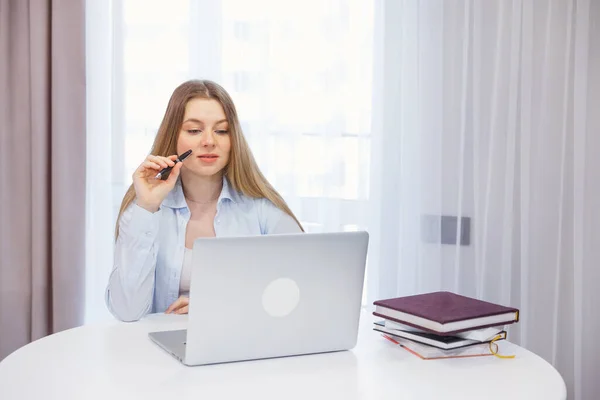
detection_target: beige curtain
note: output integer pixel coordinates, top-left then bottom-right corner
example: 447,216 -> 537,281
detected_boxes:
0,0 -> 86,360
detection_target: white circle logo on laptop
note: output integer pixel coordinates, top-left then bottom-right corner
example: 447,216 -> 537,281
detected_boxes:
262,278 -> 300,317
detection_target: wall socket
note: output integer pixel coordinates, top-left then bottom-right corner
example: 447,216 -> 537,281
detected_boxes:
421,214 -> 471,246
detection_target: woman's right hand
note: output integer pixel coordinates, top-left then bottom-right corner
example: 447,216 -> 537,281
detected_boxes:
132,154 -> 183,212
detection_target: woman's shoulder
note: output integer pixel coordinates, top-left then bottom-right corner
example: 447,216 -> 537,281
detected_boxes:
223,179 -> 301,234
244,195 -> 302,234
231,191 -> 280,215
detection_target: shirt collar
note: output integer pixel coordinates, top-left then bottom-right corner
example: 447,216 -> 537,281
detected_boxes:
162,175 -> 237,209
218,176 -> 237,204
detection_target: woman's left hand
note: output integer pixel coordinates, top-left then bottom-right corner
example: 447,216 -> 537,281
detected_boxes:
165,296 -> 189,314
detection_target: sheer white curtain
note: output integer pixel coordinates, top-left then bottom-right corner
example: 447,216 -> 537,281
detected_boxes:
86,0 -> 599,398
85,0 -> 374,322
367,1 -> 599,399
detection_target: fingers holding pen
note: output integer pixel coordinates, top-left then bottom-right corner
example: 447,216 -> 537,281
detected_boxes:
147,155 -> 175,169
142,160 -> 162,171
131,152 -> 188,213
166,161 -> 183,182
133,154 -> 175,181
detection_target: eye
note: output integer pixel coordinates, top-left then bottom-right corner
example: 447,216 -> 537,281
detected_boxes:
215,130 -> 229,135
187,129 -> 202,134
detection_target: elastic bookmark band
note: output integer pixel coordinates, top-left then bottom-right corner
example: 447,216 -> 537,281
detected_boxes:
489,334 -> 515,359
382,333 -> 515,359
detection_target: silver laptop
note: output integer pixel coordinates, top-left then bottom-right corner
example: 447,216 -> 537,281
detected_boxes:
148,231 -> 369,366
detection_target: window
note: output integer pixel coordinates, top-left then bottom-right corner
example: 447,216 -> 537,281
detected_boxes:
86,0 -> 374,321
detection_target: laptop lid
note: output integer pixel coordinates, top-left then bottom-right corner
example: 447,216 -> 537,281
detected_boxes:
183,231 -> 369,366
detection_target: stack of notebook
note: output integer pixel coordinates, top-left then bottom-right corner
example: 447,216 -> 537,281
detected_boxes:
372,291 -> 520,360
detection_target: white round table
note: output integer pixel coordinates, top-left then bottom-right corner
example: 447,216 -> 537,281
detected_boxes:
0,310 -> 566,400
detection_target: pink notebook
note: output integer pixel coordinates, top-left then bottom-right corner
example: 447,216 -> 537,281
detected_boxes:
373,291 -> 519,335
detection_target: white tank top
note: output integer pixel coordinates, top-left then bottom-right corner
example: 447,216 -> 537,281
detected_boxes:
179,248 -> 193,296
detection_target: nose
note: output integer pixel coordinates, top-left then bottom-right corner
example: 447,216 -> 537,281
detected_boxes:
200,131 -> 215,147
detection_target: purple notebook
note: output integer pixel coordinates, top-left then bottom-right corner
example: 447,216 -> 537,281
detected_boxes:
373,291 -> 519,335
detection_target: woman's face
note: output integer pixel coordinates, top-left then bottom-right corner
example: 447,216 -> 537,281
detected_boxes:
177,98 -> 231,178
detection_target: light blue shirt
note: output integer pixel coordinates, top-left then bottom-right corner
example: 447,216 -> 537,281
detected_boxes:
105,177 -> 302,322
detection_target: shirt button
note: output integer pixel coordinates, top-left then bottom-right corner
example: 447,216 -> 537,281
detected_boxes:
145,231 -> 152,236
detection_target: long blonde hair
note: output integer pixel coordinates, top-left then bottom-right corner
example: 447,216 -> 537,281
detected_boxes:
115,79 -> 303,238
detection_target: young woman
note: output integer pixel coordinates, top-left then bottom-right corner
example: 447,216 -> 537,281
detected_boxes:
105,80 -> 303,322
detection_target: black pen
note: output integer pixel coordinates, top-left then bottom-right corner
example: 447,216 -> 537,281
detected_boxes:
154,149 -> 192,180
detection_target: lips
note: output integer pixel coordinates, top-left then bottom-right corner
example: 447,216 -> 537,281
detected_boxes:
198,154 -> 219,164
